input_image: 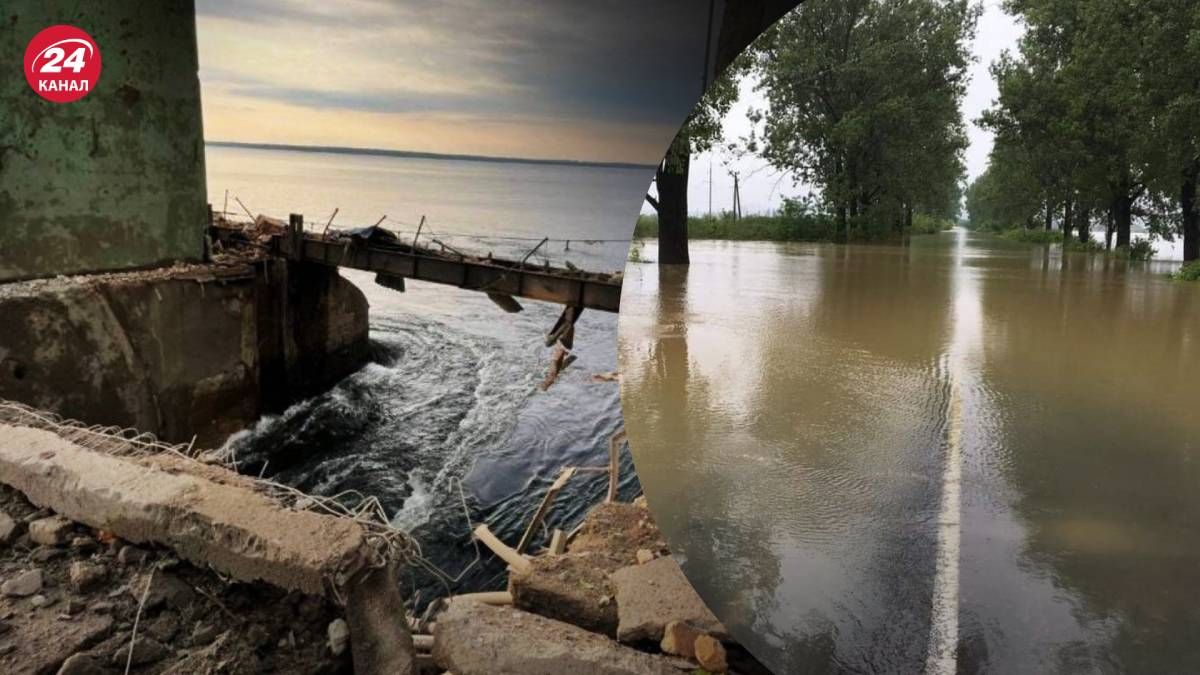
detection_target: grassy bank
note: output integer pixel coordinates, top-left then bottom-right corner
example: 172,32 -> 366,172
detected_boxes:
634,212 -> 954,243
1171,260 -> 1200,281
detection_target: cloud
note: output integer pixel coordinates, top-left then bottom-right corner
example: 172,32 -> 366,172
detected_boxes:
195,0 -> 714,162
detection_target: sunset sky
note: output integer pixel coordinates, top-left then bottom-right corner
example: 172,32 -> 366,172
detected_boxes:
195,0 -> 714,165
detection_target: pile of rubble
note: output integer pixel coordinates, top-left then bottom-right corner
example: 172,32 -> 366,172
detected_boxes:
424,499 -> 768,675
0,482 -> 350,674
0,402 -> 764,674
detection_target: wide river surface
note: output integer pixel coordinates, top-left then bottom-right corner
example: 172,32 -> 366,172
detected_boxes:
619,231 -> 1200,674
206,144 -> 649,598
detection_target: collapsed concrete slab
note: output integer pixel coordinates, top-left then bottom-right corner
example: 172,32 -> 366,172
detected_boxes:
0,423 -> 371,596
432,599 -> 685,675
610,556 -> 728,644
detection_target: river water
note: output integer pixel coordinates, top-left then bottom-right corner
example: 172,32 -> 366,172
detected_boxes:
206,144 -> 648,599
618,232 -> 1200,674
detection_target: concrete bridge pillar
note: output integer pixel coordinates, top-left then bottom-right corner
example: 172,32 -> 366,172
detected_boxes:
0,1 -> 206,282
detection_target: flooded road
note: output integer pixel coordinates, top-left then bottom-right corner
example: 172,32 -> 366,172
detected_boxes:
617,232 -> 1200,673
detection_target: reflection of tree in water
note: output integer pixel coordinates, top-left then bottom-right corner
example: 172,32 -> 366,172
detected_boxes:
624,240 -> 961,673
735,241 -> 956,672
621,263 -> 788,663
974,246 -> 1200,669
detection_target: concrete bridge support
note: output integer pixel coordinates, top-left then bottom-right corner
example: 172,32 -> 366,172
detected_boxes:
0,1 -> 207,282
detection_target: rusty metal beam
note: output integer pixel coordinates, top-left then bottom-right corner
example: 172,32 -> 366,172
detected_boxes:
211,225 -> 621,313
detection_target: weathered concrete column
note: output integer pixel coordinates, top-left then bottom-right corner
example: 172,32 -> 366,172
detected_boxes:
0,1 -> 207,281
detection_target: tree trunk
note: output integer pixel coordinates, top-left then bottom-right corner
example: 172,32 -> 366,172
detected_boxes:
655,131 -> 690,265
1183,165 -> 1199,262
1063,197 -> 1074,242
1114,194 -> 1133,249
1105,208 -> 1115,251
904,204 -> 913,233
1044,200 -> 1054,231
1077,207 -> 1090,245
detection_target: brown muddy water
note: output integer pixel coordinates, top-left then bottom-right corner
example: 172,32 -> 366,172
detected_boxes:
618,231 -> 1200,674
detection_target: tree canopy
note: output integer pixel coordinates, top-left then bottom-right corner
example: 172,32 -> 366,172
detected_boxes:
746,0 -> 979,239
969,0 -> 1200,261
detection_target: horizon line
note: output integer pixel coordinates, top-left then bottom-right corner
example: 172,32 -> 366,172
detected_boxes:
205,140 -> 658,171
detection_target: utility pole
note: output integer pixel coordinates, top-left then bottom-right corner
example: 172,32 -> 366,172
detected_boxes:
730,171 -> 742,221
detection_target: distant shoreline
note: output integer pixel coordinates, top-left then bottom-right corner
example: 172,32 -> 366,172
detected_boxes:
206,140 -> 655,171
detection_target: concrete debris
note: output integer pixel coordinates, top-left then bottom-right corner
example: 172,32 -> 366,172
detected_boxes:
327,618 -> 350,656
433,600 -> 682,675
28,516 -> 73,546
611,556 -> 727,644
19,612 -> 114,674
636,548 -> 655,565
0,477 -> 360,674
509,554 -> 619,637
0,511 -> 18,545
694,634 -> 728,673
568,502 -> 670,572
659,620 -> 703,659
2,568 -> 43,597
67,562 -> 106,593
0,424 -> 372,596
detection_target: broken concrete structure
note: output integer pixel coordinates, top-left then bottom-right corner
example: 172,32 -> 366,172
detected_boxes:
0,1 -> 207,282
0,423 -> 372,595
0,258 -> 369,446
611,556 -> 728,644
433,600 -> 683,675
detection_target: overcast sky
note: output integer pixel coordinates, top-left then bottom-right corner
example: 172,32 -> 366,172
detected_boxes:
195,0 -> 713,165
687,1 -> 1025,215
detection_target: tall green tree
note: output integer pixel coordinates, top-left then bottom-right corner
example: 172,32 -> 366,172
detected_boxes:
1139,0 -> 1200,261
747,0 -> 978,239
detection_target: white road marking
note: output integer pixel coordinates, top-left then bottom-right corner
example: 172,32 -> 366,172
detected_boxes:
925,372 -> 964,675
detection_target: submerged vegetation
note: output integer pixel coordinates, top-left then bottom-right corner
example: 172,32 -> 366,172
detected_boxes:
635,198 -> 954,244
967,0 -> 1200,271
1172,261 -> 1200,281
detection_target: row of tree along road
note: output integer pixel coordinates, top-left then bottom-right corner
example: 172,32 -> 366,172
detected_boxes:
646,0 -> 1199,276
648,0 -> 977,263
967,0 -> 1200,269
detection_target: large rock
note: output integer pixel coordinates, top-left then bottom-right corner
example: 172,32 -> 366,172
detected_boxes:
610,556 -> 726,643
433,600 -> 682,675
660,621 -> 703,659
509,553 -> 618,636
2,568 -> 43,597
28,516 -> 73,546
0,424 -> 373,595
694,635 -> 728,673
0,611 -> 112,675
68,562 -> 107,593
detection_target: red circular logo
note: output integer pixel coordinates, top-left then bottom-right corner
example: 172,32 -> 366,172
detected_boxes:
23,25 -> 102,103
